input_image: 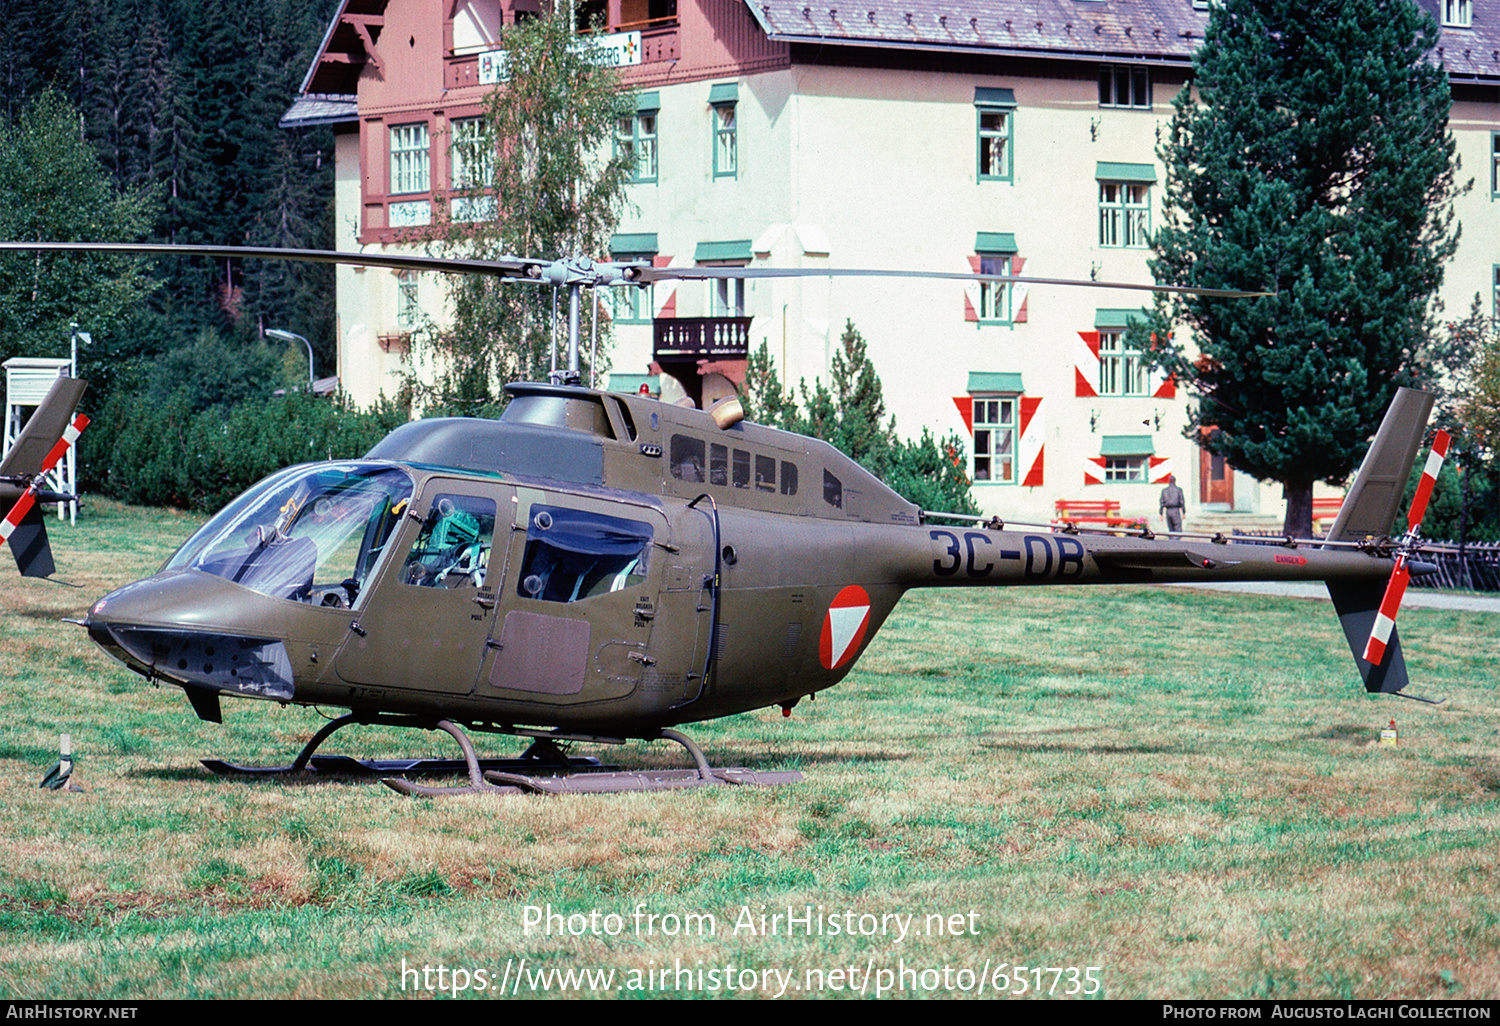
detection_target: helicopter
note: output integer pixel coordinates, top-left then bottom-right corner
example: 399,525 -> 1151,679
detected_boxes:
0,242 -> 1449,796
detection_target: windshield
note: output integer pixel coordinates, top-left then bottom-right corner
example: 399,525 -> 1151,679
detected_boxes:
166,463 -> 413,606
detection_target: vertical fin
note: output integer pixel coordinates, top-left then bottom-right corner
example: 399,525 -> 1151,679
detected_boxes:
1325,387 -> 1435,543
1327,581 -> 1409,694
0,377 -> 88,476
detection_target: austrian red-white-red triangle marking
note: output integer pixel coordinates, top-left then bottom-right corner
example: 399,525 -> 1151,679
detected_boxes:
819,585 -> 871,669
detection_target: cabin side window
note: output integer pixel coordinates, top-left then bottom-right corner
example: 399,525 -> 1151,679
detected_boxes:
755,454 -> 776,492
670,434 -> 706,482
823,469 -> 843,509
516,506 -> 653,603
401,494 -> 496,588
780,460 -> 798,496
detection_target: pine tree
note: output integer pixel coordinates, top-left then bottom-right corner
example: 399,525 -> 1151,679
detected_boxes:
1146,0 -> 1461,537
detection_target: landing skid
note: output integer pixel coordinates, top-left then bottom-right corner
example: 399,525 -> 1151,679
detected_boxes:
200,713 -> 605,779
198,713 -> 802,795
383,726 -> 804,797
202,753 -> 609,778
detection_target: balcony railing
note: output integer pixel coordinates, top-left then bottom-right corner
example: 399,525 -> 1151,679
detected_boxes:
654,317 -> 752,359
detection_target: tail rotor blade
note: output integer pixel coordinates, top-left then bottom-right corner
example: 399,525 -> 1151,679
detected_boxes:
3,411 -> 88,578
1363,555 -> 1411,666
1404,429 -> 1450,534
40,414 -> 89,476
1,488 -> 38,553
1362,429 -> 1450,666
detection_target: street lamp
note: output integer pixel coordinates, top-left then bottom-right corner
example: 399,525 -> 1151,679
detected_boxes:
266,329 -> 315,389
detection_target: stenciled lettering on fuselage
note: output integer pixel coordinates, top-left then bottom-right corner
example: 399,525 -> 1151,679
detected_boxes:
819,585 -> 872,669
928,530 -> 1086,581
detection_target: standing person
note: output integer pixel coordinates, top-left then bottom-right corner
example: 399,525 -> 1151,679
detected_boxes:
1159,475 -> 1185,533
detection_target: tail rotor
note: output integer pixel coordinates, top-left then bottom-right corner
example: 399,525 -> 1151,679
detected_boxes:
1362,429 -> 1450,667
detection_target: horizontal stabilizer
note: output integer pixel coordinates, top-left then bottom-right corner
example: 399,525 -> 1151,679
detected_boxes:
1326,580 -> 1409,694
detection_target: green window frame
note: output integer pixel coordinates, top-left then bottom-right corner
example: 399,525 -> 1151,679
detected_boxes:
1100,435 -> 1153,483
1103,456 -> 1149,483
972,395 -> 1017,484
396,271 -> 420,331
449,117 -> 491,190
610,232 -> 657,324
709,83 -> 737,179
1098,182 -> 1150,247
616,94 -> 659,184
1098,332 -> 1151,395
611,257 -> 654,322
975,88 -> 1015,182
974,231 -> 1017,325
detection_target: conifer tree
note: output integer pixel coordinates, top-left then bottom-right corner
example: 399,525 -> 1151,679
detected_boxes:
738,324 -> 979,517
1147,0 -> 1461,537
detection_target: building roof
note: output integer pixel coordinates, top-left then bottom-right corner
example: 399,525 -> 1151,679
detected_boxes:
741,0 -> 1212,64
1414,0 -> 1500,83
280,0 -> 1500,125
299,0 -> 391,96
742,0 -> 1500,80
280,93 -> 360,129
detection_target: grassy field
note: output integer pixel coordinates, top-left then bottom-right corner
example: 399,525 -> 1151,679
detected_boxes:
2,499 -> 1498,1000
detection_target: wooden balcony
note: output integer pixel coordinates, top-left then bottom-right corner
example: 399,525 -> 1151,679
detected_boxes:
653,317 -> 751,359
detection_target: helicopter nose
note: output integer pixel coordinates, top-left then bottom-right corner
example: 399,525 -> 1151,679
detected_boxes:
85,570 -> 295,701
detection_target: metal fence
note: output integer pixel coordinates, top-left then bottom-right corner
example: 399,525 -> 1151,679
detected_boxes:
1407,543 -> 1500,592
1230,530 -> 1500,593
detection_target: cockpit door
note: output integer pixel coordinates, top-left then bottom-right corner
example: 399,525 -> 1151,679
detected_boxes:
334,479 -> 510,694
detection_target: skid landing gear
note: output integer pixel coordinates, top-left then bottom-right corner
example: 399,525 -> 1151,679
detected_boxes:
200,713 -> 606,780
382,724 -> 803,797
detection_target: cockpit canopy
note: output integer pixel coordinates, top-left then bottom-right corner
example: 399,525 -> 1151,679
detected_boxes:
166,463 -> 413,605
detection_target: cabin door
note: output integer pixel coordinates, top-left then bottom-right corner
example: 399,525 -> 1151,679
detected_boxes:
479,490 -> 665,706
334,479 -> 508,694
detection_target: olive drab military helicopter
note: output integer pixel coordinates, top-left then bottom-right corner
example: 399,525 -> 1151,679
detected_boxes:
0,241 -> 1452,796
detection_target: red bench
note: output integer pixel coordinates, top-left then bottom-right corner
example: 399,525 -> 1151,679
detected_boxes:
1313,497 -> 1343,533
1053,499 -> 1147,530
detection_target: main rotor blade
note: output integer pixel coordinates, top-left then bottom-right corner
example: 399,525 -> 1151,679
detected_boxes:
0,241 -> 535,278
636,265 -> 1273,298
0,241 -> 1272,297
